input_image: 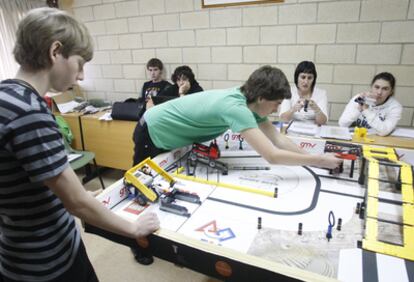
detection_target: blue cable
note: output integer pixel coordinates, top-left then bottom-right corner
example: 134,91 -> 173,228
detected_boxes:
326,211 -> 336,242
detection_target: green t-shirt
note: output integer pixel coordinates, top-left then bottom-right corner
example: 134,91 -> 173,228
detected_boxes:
144,87 -> 267,150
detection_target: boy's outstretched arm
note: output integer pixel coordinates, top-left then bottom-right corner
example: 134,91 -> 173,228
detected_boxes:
258,119 -> 305,154
241,126 -> 342,169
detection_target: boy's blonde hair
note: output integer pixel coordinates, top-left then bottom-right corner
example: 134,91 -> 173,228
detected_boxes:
13,7 -> 93,70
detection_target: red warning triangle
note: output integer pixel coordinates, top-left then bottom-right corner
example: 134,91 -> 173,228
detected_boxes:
195,220 -> 218,233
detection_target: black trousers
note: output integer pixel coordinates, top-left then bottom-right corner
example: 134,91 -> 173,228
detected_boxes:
132,121 -> 166,166
131,121 -> 166,263
0,240 -> 98,282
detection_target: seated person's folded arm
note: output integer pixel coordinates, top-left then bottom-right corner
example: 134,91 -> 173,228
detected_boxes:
362,105 -> 402,136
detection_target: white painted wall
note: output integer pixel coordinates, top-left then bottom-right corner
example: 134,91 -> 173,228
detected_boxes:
69,0 -> 414,126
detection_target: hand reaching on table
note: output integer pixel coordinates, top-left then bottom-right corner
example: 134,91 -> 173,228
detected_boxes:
316,153 -> 343,169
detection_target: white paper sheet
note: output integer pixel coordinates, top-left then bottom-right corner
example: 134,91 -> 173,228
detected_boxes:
68,153 -> 82,162
391,128 -> 414,138
99,112 -> 113,121
286,121 -> 319,136
56,100 -> 80,113
319,125 -> 352,140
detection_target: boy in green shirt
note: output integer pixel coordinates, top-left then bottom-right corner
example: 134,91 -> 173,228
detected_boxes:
133,65 -> 342,170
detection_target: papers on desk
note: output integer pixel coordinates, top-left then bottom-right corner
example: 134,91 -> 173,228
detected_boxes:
286,121 -> 319,136
68,153 -> 82,163
56,100 -> 81,114
391,128 -> 414,139
319,125 -> 352,140
50,91 -> 82,113
99,112 -> 113,121
286,121 -> 352,140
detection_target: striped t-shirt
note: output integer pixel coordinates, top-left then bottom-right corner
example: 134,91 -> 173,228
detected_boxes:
0,79 -> 80,281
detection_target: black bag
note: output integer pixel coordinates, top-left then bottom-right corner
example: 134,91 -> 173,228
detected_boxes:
111,98 -> 145,121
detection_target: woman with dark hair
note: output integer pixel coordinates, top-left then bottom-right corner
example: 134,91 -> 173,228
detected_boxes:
280,61 -> 328,125
159,65 -> 203,97
338,72 -> 402,136
132,65 -> 342,169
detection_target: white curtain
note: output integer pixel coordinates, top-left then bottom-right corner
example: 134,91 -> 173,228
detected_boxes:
0,0 -> 45,80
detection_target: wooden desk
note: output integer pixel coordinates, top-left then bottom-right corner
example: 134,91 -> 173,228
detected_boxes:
351,134 -> 414,149
307,134 -> 414,150
81,112 -> 136,170
56,112 -> 83,150
281,126 -> 414,150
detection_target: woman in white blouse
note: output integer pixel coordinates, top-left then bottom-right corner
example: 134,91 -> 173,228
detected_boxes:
279,61 -> 328,125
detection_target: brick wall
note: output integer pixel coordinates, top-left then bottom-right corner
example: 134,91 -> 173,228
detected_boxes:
69,0 -> 414,126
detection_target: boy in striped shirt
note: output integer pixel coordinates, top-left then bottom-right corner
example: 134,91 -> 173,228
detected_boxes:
0,7 -> 159,282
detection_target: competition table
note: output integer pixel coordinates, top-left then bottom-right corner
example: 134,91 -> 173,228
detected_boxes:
84,133 -> 414,282
60,111 -> 414,170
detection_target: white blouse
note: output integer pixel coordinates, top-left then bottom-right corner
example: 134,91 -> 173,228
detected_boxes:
279,86 -> 328,122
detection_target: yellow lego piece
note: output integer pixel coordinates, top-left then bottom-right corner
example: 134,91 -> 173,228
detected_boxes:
364,218 -> 378,241
173,171 -> 276,198
366,197 -> 378,218
354,127 -> 367,138
362,145 -> 414,261
124,157 -> 175,203
363,146 -> 398,161
403,203 -> 414,226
